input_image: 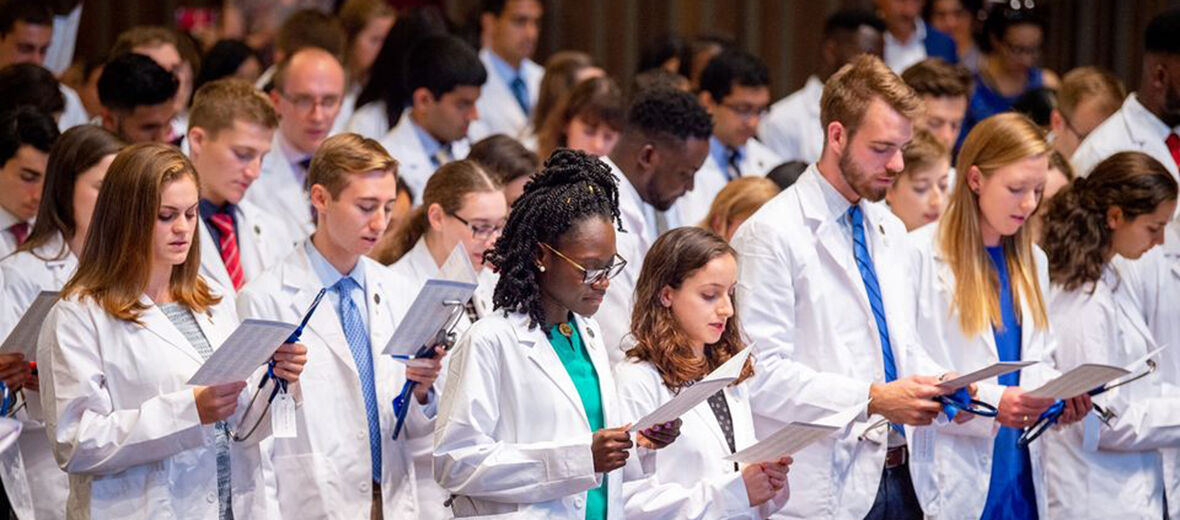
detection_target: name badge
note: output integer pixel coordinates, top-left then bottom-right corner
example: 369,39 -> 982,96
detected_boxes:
272,392 -> 297,438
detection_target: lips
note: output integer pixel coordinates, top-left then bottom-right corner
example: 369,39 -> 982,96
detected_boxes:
708,322 -> 725,333
583,292 -> 605,303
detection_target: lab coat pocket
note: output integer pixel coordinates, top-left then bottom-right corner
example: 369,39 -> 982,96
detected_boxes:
89,462 -> 168,518
272,452 -> 338,518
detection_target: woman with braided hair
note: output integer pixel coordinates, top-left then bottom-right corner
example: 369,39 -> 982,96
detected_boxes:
1040,151 -> 1179,519
433,148 -> 680,519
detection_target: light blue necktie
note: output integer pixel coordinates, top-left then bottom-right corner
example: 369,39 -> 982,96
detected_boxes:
849,205 -> 902,434
510,76 -> 530,115
333,277 -> 382,482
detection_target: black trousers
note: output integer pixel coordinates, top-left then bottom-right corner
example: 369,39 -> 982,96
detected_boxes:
864,463 -> 923,520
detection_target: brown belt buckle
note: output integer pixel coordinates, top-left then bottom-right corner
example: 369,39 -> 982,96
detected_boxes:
884,446 -> 908,469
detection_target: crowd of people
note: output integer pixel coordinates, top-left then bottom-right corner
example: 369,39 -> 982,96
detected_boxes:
0,0 -> 1178,519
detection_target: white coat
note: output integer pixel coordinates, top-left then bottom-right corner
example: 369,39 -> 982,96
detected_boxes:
37,288 -> 273,519
758,76 -> 825,165
730,165 -> 945,520
387,237 -> 498,520
433,311 -> 626,519
906,223 -> 1058,519
472,48 -> 542,140
347,100 -> 392,141
330,83 -> 361,138
243,133 -> 314,248
1072,94 -> 1180,183
57,86 -> 90,133
1119,226 -> 1180,519
0,234 -> 75,520
236,242 -> 432,520
676,138 -> 782,226
1044,265 -> 1180,519
197,200 -> 293,295
615,359 -> 788,520
379,109 -> 473,206
596,156 -> 658,364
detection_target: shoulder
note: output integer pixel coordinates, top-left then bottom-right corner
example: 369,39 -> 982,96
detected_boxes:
613,358 -> 661,386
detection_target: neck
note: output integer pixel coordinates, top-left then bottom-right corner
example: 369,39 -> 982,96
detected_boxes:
311,230 -> 360,276
980,219 -> 1002,247
423,232 -> 449,268
201,190 -> 227,208
66,232 -> 85,259
493,47 -> 522,69
690,341 -> 706,360
816,152 -> 861,203
889,19 -> 915,42
539,292 -> 568,328
610,147 -> 646,198
1138,89 -> 1180,128
145,263 -> 173,303
410,110 -> 448,146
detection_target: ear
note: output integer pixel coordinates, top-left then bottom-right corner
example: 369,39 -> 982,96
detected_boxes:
426,202 -> 447,232
1049,109 -> 1064,134
967,165 -> 983,195
100,109 -> 116,132
710,214 -> 725,236
658,286 -> 674,307
534,242 -> 550,271
269,90 -> 283,116
826,121 -> 846,155
480,12 -> 497,34
637,143 -> 658,173
412,87 -> 434,110
187,127 -> 206,157
1106,205 -> 1124,230
309,184 -> 329,223
698,91 -> 717,112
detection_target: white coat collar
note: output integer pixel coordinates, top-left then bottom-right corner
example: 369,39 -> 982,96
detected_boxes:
279,241 -> 368,376
507,311 -> 611,430
1122,93 -> 1176,149
136,293 -> 222,365
601,155 -> 650,243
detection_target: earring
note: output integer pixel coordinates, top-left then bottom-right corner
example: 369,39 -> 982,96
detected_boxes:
536,263 -> 546,272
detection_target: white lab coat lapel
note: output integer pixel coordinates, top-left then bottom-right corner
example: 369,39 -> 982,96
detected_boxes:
381,110 -> 434,204
798,175 -> 873,331
476,49 -> 530,136
136,296 -> 207,365
1123,100 -> 1180,179
577,315 -> 615,425
365,266 -> 394,360
930,244 -> 1001,365
281,247 -> 359,377
236,202 -> 271,281
517,313 -> 589,429
35,233 -> 76,287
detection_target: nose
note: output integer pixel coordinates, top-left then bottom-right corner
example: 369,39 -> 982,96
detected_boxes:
886,149 -> 905,174
718,293 -> 734,319
929,186 -> 944,210
1021,190 -> 1039,213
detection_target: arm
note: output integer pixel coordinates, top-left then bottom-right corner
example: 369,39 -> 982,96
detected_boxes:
433,326 -> 599,504
38,302 -> 206,475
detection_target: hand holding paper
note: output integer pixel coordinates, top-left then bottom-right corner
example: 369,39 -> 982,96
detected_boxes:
628,346 -> 752,433
186,319 -> 298,386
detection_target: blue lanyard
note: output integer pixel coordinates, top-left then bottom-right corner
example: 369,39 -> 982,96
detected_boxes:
390,300 -> 466,440
1018,360 -> 1156,446
938,388 -> 999,421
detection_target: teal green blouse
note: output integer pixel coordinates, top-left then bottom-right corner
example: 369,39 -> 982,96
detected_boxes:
547,319 -> 607,520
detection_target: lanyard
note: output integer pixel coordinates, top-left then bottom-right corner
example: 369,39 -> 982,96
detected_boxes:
232,288 -> 326,442
390,299 -> 465,440
1019,359 -> 1157,446
937,388 -> 999,421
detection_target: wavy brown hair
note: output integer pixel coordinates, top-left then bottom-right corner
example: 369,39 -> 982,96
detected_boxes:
61,143 -> 218,323
626,227 -> 753,391
1041,151 -> 1178,292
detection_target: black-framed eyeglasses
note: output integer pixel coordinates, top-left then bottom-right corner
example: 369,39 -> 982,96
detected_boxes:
540,242 -> 627,286
449,213 -> 505,241
720,102 -> 769,120
277,90 -> 342,113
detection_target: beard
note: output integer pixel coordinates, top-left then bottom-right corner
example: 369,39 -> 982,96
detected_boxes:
839,151 -> 892,202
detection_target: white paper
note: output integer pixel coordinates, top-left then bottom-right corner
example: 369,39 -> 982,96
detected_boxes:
187,319 -> 298,385
439,243 -> 478,284
383,279 -> 478,357
271,392 -> 296,438
629,347 -> 753,432
1026,365 -> 1130,399
0,291 -> 59,359
0,418 -> 20,454
937,361 -> 1037,391
725,401 -> 867,463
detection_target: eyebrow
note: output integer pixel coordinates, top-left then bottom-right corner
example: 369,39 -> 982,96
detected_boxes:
19,168 -> 43,176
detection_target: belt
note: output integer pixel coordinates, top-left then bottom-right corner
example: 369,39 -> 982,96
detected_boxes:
885,446 -> 908,469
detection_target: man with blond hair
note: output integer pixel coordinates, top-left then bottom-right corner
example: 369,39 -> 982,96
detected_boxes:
238,133 -> 443,520
733,54 -> 953,520
1048,66 -> 1126,160
187,78 -> 293,294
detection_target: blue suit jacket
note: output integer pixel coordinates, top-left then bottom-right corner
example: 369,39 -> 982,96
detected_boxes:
924,27 -> 959,64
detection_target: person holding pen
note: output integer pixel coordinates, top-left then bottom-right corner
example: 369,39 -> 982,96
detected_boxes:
236,133 -> 445,519
617,226 -> 790,519
434,149 -> 678,519
37,143 -> 307,519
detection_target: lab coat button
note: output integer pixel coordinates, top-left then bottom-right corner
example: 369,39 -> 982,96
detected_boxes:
356,432 -> 365,440
206,493 -> 216,503
574,497 -> 585,508
361,481 -> 371,493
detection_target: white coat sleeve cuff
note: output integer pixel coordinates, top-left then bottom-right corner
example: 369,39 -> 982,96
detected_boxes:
718,470 -> 753,517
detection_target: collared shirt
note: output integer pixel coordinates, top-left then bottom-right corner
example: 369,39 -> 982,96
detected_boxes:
486,49 -> 526,97
0,205 -> 30,257
884,18 -> 929,73
709,135 -> 744,176
408,114 -> 448,168
199,199 -> 238,252
276,131 -> 313,187
305,239 -> 369,330
1125,94 -> 1180,144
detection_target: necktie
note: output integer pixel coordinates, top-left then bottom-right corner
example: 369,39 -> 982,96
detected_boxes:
510,76 -> 530,115
208,213 -> 245,290
848,205 -> 898,383
7,222 -> 28,246
333,277 -> 382,482
654,210 -> 669,235
726,147 -> 742,181
1167,133 -> 1180,171
432,144 -> 453,170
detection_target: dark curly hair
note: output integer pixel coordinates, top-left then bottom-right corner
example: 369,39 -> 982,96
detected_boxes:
1041,151 -> 1178,292
484,148 -> 622,329
625,86 -> 712,144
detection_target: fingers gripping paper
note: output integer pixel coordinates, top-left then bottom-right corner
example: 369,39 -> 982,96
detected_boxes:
1026,346 -> 1166,399
628,346 -> 753,433
187,319 -> 298,385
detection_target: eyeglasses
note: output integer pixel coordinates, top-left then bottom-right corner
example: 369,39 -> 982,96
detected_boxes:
1058,110 -> 1091,141
278,90 -> 342,113
720,102 -> 769,121
449,213 -> 505,241
540,242 -> 627,286
1001,40 -> 1041,59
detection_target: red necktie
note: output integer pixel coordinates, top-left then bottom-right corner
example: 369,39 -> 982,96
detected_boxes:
8,222 -> 28,246
1167,133 -> 1180,171
209,213 -> 244,290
